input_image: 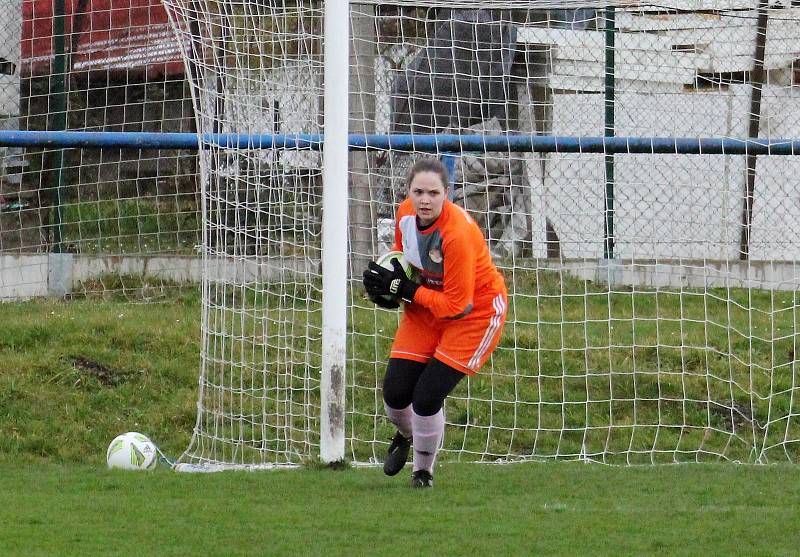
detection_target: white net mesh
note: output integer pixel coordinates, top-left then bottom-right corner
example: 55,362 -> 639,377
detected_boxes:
1,0 -> 200,300
160,0 -> 800,467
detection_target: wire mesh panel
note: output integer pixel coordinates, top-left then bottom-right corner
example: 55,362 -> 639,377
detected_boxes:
157,0 -> 800,467
1,0 -> 200,300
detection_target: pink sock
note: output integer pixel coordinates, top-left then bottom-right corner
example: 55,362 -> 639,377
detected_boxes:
412,409 -> 444,473
384,403 -> 412,438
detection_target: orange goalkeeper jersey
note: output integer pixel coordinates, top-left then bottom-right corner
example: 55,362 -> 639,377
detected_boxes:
393,198 -> 506,320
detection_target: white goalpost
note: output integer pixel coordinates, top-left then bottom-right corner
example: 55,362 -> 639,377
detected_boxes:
320,0 -> 349,464
160,0 -> 800,469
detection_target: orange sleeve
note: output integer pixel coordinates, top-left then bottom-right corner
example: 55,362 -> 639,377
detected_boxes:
413,229 -> 476,319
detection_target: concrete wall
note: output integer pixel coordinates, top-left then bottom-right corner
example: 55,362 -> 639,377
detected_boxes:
4,253 -> 800,300
534,86 -> 800,261
0,253 -> 320,299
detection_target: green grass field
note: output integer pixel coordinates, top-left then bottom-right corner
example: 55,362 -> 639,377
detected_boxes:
3,463 -> 799,556
2,276 -> 799,555
60,199 -> 201,255
5,274 -> 798,466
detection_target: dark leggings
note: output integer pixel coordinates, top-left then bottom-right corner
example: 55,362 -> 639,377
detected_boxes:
382,357 -> 465,417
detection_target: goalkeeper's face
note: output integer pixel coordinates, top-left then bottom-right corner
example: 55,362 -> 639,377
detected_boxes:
408,171 -> 447,226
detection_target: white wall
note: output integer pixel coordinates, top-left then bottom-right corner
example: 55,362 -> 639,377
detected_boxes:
534,85 -> 800,262
220,63 -> 322,169
518,9 -> 800,262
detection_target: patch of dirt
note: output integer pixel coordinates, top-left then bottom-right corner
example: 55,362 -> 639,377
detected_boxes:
71,356 -> 123,386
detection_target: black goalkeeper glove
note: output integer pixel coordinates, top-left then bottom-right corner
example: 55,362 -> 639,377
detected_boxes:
367,292 -> 400,310
362,258 -> 420,303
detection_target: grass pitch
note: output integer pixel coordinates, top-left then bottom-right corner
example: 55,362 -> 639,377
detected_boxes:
3,271 -> 798,464
2,462 -> 799,556
1,277 -> 799,555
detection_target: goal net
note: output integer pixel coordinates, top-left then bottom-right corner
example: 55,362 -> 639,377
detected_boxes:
161,0 -> 800,467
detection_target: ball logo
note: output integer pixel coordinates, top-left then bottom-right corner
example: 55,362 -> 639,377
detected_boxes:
131,445 -> 146,466
428,248 -> 443,264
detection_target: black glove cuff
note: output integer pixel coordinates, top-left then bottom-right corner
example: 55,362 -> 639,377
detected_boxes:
400,281 -> 420,303
375,297 -> 400,310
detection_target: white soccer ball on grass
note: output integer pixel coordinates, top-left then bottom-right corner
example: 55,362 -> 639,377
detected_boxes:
106,432 -> 159,471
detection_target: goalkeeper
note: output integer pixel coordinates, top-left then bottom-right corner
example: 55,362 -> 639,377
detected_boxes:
363,159 -> 507,488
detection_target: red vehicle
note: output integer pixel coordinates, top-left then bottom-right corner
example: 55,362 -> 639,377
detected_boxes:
21,0 -> 184,78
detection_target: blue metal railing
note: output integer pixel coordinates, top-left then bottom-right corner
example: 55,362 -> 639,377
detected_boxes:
2,130 -> 800,155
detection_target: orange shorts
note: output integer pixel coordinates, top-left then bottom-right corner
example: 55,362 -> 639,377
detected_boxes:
389,291 -> 508,375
